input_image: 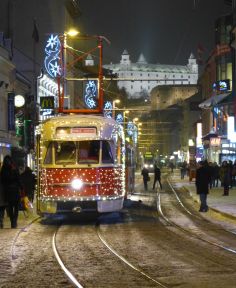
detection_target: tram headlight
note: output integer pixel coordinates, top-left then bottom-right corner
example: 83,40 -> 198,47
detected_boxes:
71,179 -> 83,190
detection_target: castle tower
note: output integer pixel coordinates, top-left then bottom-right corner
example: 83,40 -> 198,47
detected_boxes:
188,53 -> 198,73
120,49 -> 131,65
137,53 -> 147,64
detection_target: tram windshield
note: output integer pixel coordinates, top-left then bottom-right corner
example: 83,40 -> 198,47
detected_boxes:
44,140 -> 114,165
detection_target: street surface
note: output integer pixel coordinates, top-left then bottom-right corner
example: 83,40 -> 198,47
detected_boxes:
0,170 -> 236,287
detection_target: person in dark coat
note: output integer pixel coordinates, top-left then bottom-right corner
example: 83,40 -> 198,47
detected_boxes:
0,176 -> 7,228
212,162 -> 220,187
141,166 -> 149,191
20,166 -> 36,203
0,155 -> 22,228
195,160 -> 211,212
219,160 -> 231,196
153,164 -> 162,190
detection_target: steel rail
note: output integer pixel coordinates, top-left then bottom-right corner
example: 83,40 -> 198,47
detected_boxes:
52,226 -> 84,288
11,216 -> 41,261
96,223 -> 170,288
167,177 -> 236,235
157,188 -> 236,255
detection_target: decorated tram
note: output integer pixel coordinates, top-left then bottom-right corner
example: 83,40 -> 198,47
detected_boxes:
36,114 -> 135,215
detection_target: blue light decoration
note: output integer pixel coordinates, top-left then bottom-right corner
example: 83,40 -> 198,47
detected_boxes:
116,113 -> 124,123
44,34 -> 61,78
84,80 -> 98,109
127,121 -> 134,136
104,101 -> 112,118
212,79 -> 230,92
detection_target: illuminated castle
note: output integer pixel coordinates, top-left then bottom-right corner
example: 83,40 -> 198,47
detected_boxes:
104,50 -> 198,99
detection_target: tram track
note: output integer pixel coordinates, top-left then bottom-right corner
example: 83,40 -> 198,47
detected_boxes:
0,216 -> 41,285
52,219 -> 170,288
168,177 -> 236,235
96,221 -> 170,288
25,172 -> 235,288
11,216 -> 41,261
52,224 -> 84,288
157,178 -> 236,255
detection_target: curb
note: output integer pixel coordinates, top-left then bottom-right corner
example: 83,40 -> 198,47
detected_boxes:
183,185 -> 236,221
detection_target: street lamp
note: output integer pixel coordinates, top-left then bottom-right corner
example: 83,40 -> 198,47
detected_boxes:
112,99 -> 120,118
66,28 -> 80,37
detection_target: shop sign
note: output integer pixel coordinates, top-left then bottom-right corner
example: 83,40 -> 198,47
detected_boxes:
8,92 -> 15,131
210,137 -> 221,147
40,96 -> 54,109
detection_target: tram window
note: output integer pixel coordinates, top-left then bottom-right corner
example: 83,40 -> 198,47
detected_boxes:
55,141 -> 76,164
44,142 -> 53,164
116,137 -> 122,164
102,141 -> 114,163
78,140 -> 99,164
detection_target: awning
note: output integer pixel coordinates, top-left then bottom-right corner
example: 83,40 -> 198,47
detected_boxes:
199,92 -> 231,109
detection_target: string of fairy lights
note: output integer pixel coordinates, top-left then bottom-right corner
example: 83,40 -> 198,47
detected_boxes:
38,115 -> 126,204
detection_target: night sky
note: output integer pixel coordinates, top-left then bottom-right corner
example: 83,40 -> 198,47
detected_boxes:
78,0 -> 232,65
0,0 -> 232,69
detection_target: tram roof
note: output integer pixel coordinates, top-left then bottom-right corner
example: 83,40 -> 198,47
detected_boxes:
42,114 -> 117,124
39,114 -> 123,140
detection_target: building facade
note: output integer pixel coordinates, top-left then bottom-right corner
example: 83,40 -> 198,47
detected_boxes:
198,13 -> 235,164
104,50 -> 198,99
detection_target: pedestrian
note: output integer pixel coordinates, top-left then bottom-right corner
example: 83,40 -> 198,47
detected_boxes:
195,160 -> 211,212
219,160 -> 231,196
153,163 -> 162,190
0,175 -> 7,228
207,162 -> 215,189
180,161 -> 187,179
212,162 -> 220,187
169,162 -> 174,173
141,166 -> 149,191
232,160 -> 236,187
0,155 -> 22,228
228,160 -> 233,188
19,166 -> 36,203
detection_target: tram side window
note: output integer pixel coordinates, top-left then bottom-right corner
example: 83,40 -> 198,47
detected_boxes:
102,141 -> 114,164
116,137 -> 122,164
55,141 -> 76,164
44,142 -> 53,164
78,140 -> 99,164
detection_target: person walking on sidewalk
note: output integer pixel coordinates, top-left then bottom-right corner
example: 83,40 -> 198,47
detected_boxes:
0,155 -> 22,228
219,160 -> 231,196
141,166 -> 149,191
212,162 -> 220,187
195,160 -> 211,212
153,163 -> 162,190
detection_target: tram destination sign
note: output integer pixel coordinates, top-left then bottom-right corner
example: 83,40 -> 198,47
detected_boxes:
71,127 -> 97,136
